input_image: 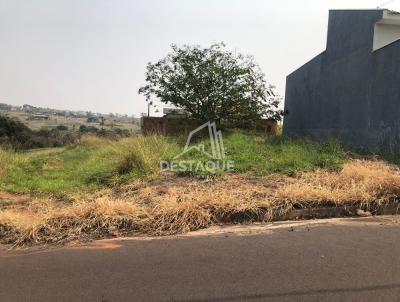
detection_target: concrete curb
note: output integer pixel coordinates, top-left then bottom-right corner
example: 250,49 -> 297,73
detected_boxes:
277,203 -> 400,221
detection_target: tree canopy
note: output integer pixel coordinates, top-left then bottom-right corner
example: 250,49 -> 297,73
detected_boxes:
139,43 -> 282,127
0,114 -> 30,147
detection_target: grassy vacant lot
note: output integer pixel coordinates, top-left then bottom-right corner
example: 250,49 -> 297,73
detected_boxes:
1,132 -> 400,247
0,133 -> 346,194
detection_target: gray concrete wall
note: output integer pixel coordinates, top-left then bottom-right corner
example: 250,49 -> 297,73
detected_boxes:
284,9 -> 400,153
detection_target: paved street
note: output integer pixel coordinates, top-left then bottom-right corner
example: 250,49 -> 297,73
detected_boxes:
1,217 -> 400,302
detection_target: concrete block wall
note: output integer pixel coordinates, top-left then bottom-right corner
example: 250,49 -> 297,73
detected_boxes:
284,9 -> 400,153
141,117 -> 277,136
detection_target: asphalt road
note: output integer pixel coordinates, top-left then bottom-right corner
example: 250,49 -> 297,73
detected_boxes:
1,217 -> 400,302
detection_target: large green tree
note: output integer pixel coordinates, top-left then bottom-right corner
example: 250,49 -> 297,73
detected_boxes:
139,43 -> 282,127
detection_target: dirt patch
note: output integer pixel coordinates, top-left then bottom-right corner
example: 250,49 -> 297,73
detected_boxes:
0,192 -> 31,210
0,192 -> 30,203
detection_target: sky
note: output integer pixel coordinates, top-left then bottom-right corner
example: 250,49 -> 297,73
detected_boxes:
1,0 -> 400,116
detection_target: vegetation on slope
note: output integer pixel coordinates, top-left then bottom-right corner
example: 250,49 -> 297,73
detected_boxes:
0,133 -> 347,195
0,132 -> 361,247
1,160 -> 399,246
225,133 -> 346,176
0,135 -> 179,195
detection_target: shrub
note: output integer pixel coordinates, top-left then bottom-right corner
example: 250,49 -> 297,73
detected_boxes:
79,125 -> 99,133
55,125 -> 68,131
0,114 -> 31,149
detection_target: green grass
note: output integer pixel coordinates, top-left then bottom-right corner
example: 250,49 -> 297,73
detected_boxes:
0,135 -> 179,195
0,133 -> 348,195
224,133 -> 347,176
168,132 -> 348,177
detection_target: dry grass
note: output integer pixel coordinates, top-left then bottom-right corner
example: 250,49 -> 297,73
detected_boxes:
0,199 -> 144,246
1,159 -> 400,247
276,160 -> 400,207
0,149 -> 26,179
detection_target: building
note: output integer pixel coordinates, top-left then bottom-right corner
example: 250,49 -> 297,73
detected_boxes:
29,113 -> 49,120
284,9 -> 400,153
163,108 -> 187,118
